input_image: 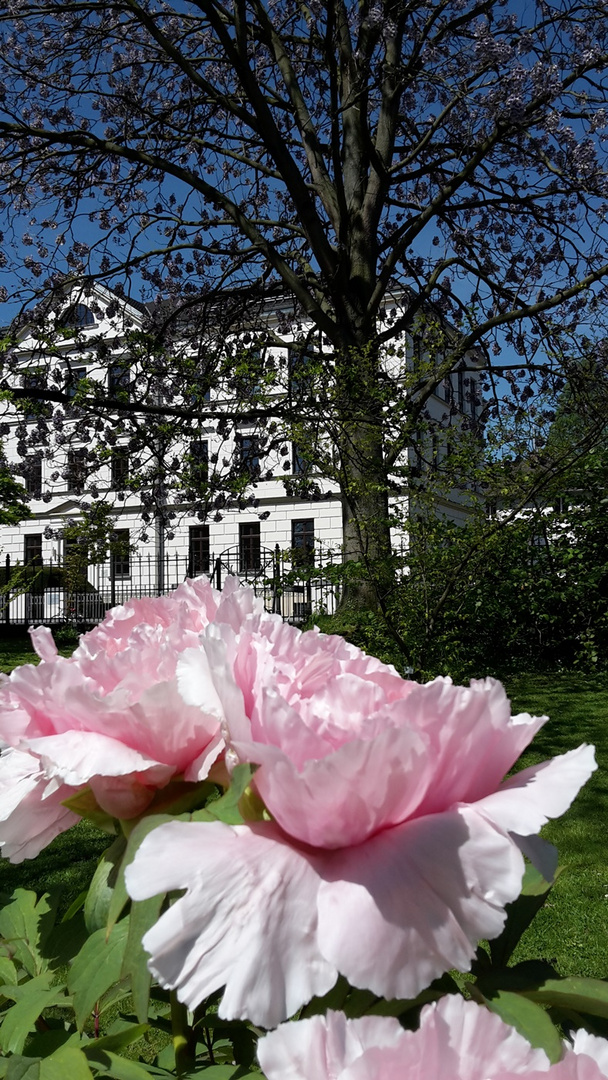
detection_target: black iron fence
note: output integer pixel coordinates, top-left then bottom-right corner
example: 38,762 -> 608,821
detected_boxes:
0,545 -> 343,628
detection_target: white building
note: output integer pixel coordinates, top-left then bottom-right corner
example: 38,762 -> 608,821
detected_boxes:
0,284 -> 482,623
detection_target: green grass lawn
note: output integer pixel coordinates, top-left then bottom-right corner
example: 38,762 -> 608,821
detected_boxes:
505,671 -> 608,979
0,638 -> 606,981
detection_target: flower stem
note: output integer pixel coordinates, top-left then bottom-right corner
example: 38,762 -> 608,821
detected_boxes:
171,991 -> 195,1076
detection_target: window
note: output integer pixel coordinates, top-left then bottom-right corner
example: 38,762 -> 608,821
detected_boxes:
189,525 -> 210,576
64,534 -> 88,588
110,529 -> 130,578
457,369 -> 465,412
442,376 -> 454,404
111,448 -> 129,490
292,519 -> 314,566
67,449 -> 87,493
22,370 -> 47,420
292,443 -> 308,476
239,521 -> 260,572
23,456 -> 42,497
24,534 -> 42,565
60,303 -> 95,328
66,366 -> 87,401
288,349 -> 315,402
189,440 -> 209,490
109,364 -> 130,400
234,348 -> 263,397
237,434 -> 260,478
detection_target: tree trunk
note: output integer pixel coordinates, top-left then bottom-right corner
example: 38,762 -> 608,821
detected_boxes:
333,342 -> 394,612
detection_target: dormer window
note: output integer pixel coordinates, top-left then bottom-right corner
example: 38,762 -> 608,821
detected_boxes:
60,303 -> 95,329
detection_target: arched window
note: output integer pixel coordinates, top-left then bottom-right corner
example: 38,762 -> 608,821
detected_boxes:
60,303 -> 95,328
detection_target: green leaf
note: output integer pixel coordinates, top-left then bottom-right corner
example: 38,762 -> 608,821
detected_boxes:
85,834 -> 128,934
67,918 -> 130,1030
0,956 -> 17,987
61,788 -> 117,834
122,896 -> 164,1023
525,976 -> 608,1021
489,864 -> 561,967
106,815 -> 174,935
39,1047 -> 94,1080
478,990 -> 562,1064
83,1050 -> 173,1079
0,891 -> 58,977
84,1022 -> 149,1055
5,1057 -> 41,1080
43,909 -> 89,970
0,973 -> 68,1055
206,763 -> 257,825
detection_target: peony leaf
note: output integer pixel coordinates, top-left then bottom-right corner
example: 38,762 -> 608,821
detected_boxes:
205,763 -> 257,825
0,890 -> 58,977
84,834 -> 128,934
82,1022 -> 149,1054
39,1047 -> 94,1080
122,896 -> 164,1023
489,864 -> 562,967
478,989 -> 562,1063
0,973 -> 68,1055
525,976 -> 608,1020
61,788 -> 117,834
106,815 -> 175,935
82,1050 -> 174,1078
5,1057 -> 42,1080
68,919 -> 130,1030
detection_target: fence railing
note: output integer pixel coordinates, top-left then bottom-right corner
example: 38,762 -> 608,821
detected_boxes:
0,545 -> 343,628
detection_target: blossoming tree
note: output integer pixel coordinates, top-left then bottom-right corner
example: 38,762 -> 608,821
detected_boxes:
1,0 -> 608,606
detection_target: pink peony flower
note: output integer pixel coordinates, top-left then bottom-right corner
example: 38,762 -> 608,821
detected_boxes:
0,577 -> 230,861
256,998 -> 608,1080
125,586 -> 596,1027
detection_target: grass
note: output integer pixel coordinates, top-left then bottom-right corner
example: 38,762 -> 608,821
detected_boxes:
0,637 -> 607,981
504,670 -> 608,980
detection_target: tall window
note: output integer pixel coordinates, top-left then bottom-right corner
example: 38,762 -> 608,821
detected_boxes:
24,534 -> 42,565
189,525 -> 210,576
288,348 -> 315,402
23,370 -> 47,420
111,448 -> 129,490
23,456 -> 42,497
189,440 -> 209,490
292,443 -> 308,476
239,522 -> 260,572
67,449 -> 87,493
291,519 -> 314,566
110,529 -> 130,578
237,434 -> 260,478
457,369 -> 465,412
66,366 -> 87,401
109,364 -> 130,400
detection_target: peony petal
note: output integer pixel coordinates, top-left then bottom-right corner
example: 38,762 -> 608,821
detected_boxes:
0,748 -> 78,862
125,819 -> 337,1027
316,806 -> 524,1000
25,731 -> 172,787
475,744 -> 597,837
257,1011 -> 407,1080
257,997 -> 553,1080
29,625 -> 59,663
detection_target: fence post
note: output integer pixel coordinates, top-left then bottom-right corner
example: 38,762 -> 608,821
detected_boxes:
215,555 -> 222,592
4,555 -> 9,625
272,544 -> 281,615
110,552 -> 116,608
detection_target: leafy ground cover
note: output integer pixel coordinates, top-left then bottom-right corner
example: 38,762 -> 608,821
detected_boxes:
0,636 -> 605,981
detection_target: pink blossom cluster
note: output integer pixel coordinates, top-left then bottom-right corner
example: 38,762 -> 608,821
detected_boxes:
0,578 -> 597,1038
257,998 -> 608,1080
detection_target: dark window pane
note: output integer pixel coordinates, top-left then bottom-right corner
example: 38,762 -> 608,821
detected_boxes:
23,370 -> 48,420
109,364 -> 130,400
24,534 -> 42,565
66,366 -> 87,401
67,449 -> 87,493
23,456 -> 42,497
291,518 -> 314,566
110,529 -> 130,578
237,435 -> 260,478
61,303 -> 95,328
288,349 -> 315,402
189,525 -> 210,575
239,522 -> 260,572
111,449 -> 129,489
189,440 -> 209,490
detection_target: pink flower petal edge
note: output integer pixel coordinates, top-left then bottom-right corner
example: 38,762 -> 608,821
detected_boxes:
257,997 -> 608,1080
